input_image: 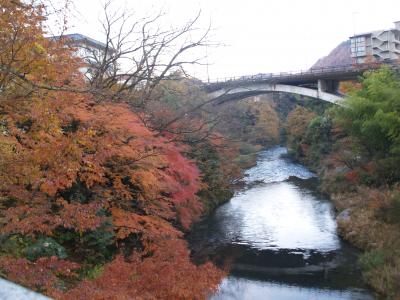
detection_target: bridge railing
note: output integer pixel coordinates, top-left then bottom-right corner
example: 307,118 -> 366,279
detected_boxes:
205,60 -> 399,86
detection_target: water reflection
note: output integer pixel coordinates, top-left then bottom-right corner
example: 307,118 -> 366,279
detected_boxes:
189,147 -> 374,300
243,147 -> 314,184
216,182 -> 339,251
212,276 -> 373,300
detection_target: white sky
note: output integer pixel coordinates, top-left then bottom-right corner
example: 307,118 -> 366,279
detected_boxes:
65,0 -> 400,81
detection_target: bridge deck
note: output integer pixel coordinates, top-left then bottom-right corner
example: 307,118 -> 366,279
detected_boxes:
204,61 -> 399,92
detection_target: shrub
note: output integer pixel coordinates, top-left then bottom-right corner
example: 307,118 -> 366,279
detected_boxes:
25,237 -> 67,261
384,192 -> 400,224
78,264 -> 104,280
359,249 -> 386,273
54,221 -> 115,265
239,143 -> 261,155
0,235 -> 33,258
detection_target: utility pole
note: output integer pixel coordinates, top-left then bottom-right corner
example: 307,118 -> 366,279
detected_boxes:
351,11 -> 359,65
352,11 -> 359,36
206,43 -> 210,83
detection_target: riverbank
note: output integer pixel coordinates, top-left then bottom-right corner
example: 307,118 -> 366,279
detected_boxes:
328,185 -> 400,299
189,147 -> 374,300
284,147 -> 400,299
285,138 -> 400,299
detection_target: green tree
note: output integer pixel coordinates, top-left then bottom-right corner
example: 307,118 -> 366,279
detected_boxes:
334,67 -> 400,157
333,67 -> 400,184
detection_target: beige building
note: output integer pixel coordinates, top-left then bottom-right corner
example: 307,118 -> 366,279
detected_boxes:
350,21 -> 400,63
51,33 -> 116,77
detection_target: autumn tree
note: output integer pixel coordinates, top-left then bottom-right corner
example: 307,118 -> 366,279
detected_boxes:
72,0 -> 213,107
285,106 -> 317,158
0,0 -> 82,96
213,96 -> 280,148
0,1 -> 224,298
137,75 -> 243,212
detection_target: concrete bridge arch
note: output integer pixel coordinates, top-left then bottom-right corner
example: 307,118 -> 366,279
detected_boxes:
208,83 -> 344,104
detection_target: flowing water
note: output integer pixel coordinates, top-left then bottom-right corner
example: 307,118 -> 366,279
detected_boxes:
189,147 -> 375,300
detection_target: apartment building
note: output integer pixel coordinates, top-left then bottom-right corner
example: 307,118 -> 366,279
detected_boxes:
350,21 -> 400,63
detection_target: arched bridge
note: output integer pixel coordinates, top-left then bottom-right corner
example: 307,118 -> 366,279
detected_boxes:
204,62 -> 399,104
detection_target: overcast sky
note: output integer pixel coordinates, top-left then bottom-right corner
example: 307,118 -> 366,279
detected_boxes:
66,0 -> 400,80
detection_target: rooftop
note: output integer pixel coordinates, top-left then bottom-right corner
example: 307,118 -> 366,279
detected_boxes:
350,22 -> 400,38
51,33 -> 115,53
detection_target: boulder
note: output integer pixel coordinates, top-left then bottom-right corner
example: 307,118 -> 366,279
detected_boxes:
337,208 -> 352,223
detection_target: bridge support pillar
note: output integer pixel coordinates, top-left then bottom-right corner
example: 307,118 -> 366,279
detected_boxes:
318,79 -> 339,94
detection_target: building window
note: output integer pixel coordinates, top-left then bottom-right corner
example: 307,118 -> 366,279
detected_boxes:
351,36 -> 367,57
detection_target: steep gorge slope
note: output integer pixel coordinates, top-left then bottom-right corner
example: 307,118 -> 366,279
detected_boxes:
312,40 -> 352,68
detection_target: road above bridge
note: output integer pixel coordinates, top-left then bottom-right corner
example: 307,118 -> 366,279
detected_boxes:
203,61 -> 399,104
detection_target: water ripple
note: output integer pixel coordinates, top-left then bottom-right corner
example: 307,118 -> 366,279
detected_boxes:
244,146 -> 315,184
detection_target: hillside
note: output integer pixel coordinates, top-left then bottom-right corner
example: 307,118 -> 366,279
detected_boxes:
312,40 -> 352,68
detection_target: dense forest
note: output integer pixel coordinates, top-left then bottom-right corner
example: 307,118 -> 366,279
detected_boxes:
1,1 -> 400,299
0,1 -> 280,298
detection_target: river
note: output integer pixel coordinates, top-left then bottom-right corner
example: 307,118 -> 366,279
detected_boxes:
188,147 -> 375,300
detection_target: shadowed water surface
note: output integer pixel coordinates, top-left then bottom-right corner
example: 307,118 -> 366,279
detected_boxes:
189,147 -> 375,300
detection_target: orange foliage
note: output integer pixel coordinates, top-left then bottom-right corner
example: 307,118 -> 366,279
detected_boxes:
0,0 -> 83,96
285,106 -> 316,152
63,240 -> 224,300
0,94 -> 219,296
345,170 -> 359,183
58,200 -> 107,233
0,256 -> 80,291
2,205 -> 61,236
0,2 -> 224,298
286,107 -> 316,137
1,97 -> 204,230
111,207 -> 182,243
339,80 -> 362,94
